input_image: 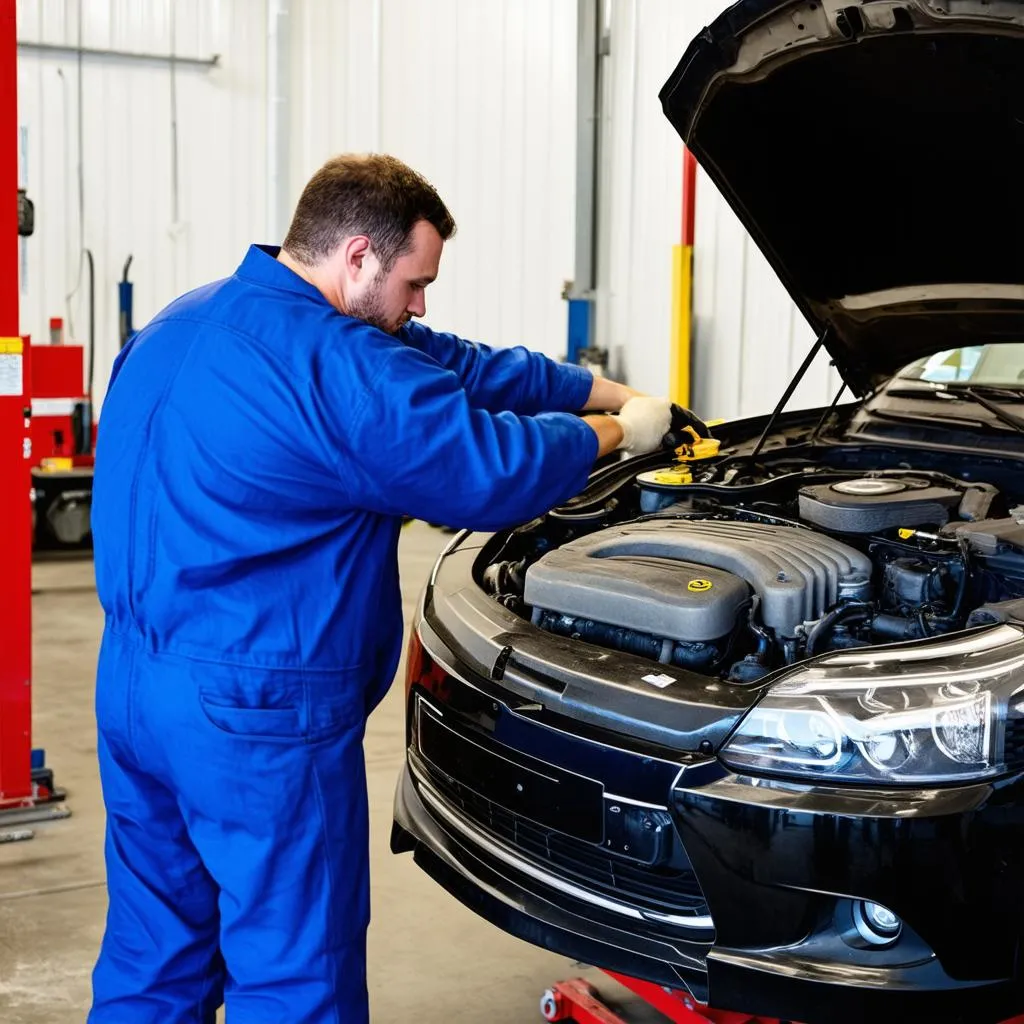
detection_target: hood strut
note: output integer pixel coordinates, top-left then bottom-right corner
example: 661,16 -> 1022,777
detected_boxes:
750,328 -> 829,460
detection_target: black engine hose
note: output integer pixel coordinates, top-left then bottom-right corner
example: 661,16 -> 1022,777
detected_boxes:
746,596 -> 772,663
706,600 -> 762,675
951,538 -> 973,623
806,602 -> 872,656
918,608 -> 934,637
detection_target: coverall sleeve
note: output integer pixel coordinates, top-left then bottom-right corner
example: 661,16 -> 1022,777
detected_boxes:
326,343 -> 599,532
400,321 -> 594,416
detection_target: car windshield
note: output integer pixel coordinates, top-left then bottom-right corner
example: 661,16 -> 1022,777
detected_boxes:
896,344 -> 1024,388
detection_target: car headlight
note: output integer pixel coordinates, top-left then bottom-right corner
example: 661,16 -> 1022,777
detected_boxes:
721,625 -> 1024,784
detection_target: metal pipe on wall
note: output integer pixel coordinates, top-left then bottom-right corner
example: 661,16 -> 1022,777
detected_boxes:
266,0 -> 292,244
62,2 -> 87,343
565,0 -> 601,367
17,41 -> 219,68
169,4 -> 180,228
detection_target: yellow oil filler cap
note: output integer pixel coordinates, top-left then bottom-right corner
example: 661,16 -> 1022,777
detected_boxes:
678,436 -> 721,461
652,466 -> 694,486
674,426 -> 721,462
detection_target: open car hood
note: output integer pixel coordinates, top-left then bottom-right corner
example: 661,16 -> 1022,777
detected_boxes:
660,0 -> 1024,393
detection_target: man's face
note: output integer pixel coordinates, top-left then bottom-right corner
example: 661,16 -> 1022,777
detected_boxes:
348,220 -> 443,334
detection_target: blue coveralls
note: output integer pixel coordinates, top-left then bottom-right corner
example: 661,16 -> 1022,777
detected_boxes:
88,244 -> 598,1023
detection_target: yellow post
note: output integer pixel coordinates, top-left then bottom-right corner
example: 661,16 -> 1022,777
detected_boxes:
670,243 -> 693,407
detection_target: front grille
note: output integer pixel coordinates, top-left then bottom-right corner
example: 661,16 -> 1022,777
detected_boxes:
418,756 -> 709,923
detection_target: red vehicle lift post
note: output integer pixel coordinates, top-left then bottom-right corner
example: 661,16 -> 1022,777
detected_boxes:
0,0 -> 66,831
0,0 -> 31,811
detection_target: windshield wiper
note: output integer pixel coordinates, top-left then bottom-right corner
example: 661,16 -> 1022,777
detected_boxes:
948,382 -> 1024,403
882,381 -> 1024,435
888,381 -> 1024,402
961,388 -> 1024,435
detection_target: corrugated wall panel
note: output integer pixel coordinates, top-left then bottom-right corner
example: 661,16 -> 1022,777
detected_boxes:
18,0 -> 577,411
288,0 -> 380,195
290,0 -> 576,358
380,0 -> 576,357
16,0 -> 267,409
602,0 -> 842,419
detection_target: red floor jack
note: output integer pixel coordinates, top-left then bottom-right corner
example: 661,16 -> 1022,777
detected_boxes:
541,971 -> 780,1024
541,971 -> 1024,1024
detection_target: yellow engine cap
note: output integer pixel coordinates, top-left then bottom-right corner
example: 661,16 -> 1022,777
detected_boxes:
672,425 -> 722,461
652,467 -> 693,485
677,436 -> 721,461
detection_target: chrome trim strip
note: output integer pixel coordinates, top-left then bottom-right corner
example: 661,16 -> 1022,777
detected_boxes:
428,530 -> 471,588
603,792 -> 668,810
417,697 -> 443,720
414,769 -> 714,933
817,624 -> 1021,667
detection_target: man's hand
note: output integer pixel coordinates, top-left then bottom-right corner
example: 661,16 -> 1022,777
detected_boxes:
582,396 -> 675,459
663,403 -> 712,443
582,375 -> 643,413
616,397 -> 674,455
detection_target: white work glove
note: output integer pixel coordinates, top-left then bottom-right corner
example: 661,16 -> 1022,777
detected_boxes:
616,396 -> 674,455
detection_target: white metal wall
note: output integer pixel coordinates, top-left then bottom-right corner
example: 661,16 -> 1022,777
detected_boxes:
17,0 -> 576,412
600,0 -> 842,420
17,0 -> 268,409
289,0 -> 578,360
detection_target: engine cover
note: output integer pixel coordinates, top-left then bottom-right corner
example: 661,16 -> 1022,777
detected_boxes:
524,519 -> 872,639
799,477 -> 962,533
526,555 -> 749,643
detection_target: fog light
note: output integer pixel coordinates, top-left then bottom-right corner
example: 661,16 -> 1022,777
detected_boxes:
853,900 -> 902,946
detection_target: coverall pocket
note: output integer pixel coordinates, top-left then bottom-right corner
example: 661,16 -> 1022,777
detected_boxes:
195,660 -> 365,744
198,696 -> 303,740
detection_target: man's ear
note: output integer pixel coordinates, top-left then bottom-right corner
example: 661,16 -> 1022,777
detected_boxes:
342,235 -> 374,280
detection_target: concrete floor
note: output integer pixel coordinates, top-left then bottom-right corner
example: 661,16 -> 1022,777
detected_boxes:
0,522 -> 655,1023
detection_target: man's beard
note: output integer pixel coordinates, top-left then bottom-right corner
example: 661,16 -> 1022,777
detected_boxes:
348,274 -> 410,335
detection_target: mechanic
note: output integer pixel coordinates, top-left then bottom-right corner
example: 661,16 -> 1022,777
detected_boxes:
88,154 -> 686,1024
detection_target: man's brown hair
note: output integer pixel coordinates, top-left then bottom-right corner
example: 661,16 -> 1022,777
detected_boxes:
283,154 -> 456,271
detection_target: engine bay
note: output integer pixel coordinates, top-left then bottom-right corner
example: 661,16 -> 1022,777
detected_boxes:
480,438 -> 1024,683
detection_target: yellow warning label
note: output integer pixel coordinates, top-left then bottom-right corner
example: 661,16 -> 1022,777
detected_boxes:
0,337 -> 23,354
688,579 -> 713,593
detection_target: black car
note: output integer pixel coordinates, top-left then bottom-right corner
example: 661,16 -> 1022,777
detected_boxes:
392,3 -> 1024,1022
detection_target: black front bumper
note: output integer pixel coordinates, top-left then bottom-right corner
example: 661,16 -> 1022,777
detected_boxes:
393,763 -> 710,991
393,644 -> 1024,1023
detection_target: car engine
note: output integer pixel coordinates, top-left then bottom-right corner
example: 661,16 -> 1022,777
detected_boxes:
481,463 -> 1024,682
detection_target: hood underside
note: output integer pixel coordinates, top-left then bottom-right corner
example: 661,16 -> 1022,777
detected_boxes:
660,0 -> 1024,392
